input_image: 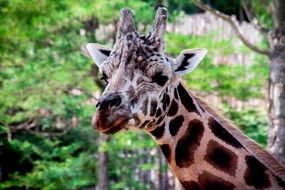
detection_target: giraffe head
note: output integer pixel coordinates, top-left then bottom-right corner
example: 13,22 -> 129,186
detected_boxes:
85,8 -> 207,134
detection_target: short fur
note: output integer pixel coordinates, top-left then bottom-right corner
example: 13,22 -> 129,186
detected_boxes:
188,87 -> 285,181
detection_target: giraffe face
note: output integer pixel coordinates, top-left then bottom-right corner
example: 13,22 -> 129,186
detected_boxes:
84,8 -> 207,134
87,36 -> 173,134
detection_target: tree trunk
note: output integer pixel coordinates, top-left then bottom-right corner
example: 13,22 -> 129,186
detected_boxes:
90,52 -> 108,190
268,49 -> 285,166
158,148 -> 165,190
268,0 -> 285,165
98,134 -> 108,190
84,16 -> 111,190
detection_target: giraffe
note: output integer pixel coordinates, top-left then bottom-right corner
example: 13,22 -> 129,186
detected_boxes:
83,7 -> 285,190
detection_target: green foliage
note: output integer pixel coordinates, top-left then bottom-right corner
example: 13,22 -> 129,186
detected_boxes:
166,32 -> 235,55
0,1 -> 163,189
106,132 -> 157,189
166,33 -> 269,100
225,107 -> 269,147
1,128 -> 98,190
92,0 -> 155,25
252,0 -> 273,28
205,0 -> 241,15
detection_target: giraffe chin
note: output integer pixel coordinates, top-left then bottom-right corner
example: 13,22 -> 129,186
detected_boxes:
92,110 -> 130,134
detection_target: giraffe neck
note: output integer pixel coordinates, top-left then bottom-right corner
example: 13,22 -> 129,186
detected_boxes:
146,82 -> 285,190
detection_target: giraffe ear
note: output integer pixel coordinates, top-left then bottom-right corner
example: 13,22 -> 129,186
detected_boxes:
84,43 -> 112,67
172,48 -> 207,75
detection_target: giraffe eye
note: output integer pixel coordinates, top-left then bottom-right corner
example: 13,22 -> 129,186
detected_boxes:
152,72 -> 168,86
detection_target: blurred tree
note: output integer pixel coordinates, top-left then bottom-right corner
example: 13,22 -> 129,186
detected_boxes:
194,0 -> 285,165
0,0 -> 167,189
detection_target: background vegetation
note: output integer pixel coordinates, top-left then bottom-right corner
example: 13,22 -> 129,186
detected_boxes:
0,0 -> 270,189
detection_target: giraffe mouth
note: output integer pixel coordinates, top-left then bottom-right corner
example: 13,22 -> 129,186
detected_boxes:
92,109 -> 131,134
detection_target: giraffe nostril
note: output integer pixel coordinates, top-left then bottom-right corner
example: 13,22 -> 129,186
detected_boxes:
109,96 -> 121,108
97,94 -> 122,111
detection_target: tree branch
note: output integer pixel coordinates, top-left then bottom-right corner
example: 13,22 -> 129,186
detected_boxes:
0,117 -> 76,138
242,0 -> 270,35
193,0 -> 270,56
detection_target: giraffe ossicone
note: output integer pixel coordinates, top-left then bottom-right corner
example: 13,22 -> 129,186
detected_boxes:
84,7 -> 285,190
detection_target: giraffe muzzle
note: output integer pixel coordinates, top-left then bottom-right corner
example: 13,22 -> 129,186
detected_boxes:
92,94 -> 131,134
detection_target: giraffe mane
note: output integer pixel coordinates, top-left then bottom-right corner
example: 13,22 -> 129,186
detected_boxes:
189,90 -> 285,181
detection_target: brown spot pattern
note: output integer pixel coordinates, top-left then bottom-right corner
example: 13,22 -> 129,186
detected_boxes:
177,83 -> 200,115
150,122 -> 165,139
275,176 -> 285,189
205,140 -> 238,176
198,171 -> 235,190
169,115 -> 184,136
174,88 -> 179,100
139,120 -> 150,129
160,144 -> 171,163
141,98 -> 149,116
244,155 -> 271,189
175,119 -> 204,168
155,108 -> 162,117
167,100 -> 178,116
162,93 -> 170,111
180,181 -> 201,190
150,99 -> 157,116
155,115 -> 164,125
208,117 -> 243,148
